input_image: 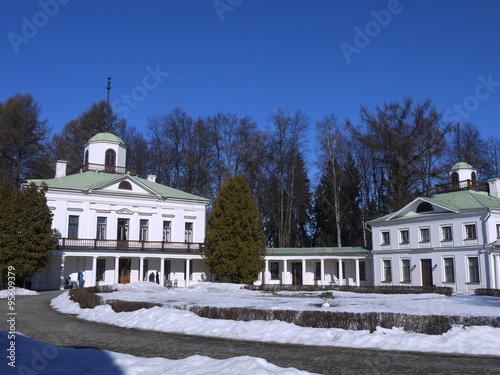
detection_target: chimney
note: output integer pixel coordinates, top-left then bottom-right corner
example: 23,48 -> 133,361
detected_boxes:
488,178 -> 500,198
147,174 -> 156,183
55,160 -> 67,178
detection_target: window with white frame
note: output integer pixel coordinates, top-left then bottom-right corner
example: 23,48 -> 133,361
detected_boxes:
401,259 -> 411,282
139,219 -> 149,241
400,230 -> 409,244
381,231 -> 390,245
444,257 -> 455,282
383,260 -> 392,282
96,217 -> 107,240
465,224 -> 477,240
420,228 -> 430,242
163,221 -> 171,242
185,222 -> 193,243
496,224 -> 500,239
68,216 -> 79,239
468,257 -> 480,283
442,226 -> 453,241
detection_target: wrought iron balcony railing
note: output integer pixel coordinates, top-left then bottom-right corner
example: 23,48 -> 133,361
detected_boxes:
431,179 -> 489,195
57,238 -> 204,251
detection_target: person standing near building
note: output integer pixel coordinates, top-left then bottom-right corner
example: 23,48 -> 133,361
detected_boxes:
78,271 -> 85,288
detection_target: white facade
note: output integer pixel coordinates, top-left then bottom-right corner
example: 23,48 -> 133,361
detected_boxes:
370,163 -> 500,293
30,133 -> 211,290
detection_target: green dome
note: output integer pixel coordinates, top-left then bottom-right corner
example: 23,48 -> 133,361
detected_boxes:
450,162 -> 473,171
87,132 -> 125,145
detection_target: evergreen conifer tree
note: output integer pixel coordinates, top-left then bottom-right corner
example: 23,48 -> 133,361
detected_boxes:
0,181 -> 56,287
204,173 -> 266,283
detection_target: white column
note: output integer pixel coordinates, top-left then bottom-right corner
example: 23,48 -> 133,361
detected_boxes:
283,260 -> 288,285
185,259 -> 191,288
139,257 -> 144,282
320,259 -> 325,286
263,259 -> 269,285
160,258 -> 165,286
496,254 -> 500,289
302,260 -> 306,285
114,257 -> 120,284
92,256 -> 97,287
338,258 -> 343,286
355,259 -> 360,287
59,255 -> 66,290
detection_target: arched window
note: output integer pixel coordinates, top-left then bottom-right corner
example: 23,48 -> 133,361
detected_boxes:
105,149 -> 116,167
84,150 -> 89,166
451,172 -> 459,185
416,202 -> 434,213
118,181 -> 132,190
471,171 -> 477,181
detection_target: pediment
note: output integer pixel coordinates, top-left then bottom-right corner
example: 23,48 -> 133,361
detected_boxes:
386,197 -> 458,221
116,207 -> 134,215
91,176 -> 158,196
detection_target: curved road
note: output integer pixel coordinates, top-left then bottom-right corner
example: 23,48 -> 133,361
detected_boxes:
1,291 -> 500,374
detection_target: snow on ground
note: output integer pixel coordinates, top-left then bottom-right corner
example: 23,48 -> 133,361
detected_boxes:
0,287 -> 39,299
0,331 -> 315,375
50,282 -> 500,357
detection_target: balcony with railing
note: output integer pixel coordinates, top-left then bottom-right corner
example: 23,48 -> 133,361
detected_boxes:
57,238 -> 204,252
81,163 -> 137,175
430,179 -> 489,195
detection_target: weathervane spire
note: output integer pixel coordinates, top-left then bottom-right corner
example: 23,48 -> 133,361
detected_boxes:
106,77 -> 111,132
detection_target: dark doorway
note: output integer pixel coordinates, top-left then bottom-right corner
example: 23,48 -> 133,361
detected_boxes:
421,259 -> 433,287
291,262 -> 302,285
119,258 -> 131,284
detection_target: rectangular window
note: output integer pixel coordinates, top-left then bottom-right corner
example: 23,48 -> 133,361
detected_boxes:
315,262 -> 321,280
496,224 -> 500,239
270,262 -> 280,279
185,222 -> 193,243
359,261 -> 366,281
117,218 -> 129,240
68,216 -> 79,239
139,219 -> 149,241
402,259 -> 411,282
442,226 -> 453,241
400,230 -> 409,244
381,231 -> 390,245
444,258 -> 455,282
163,221 -> 171,242
96,217 -> 107,240
383,260 -> 392,282
420,228 -> 430,242
96,259 -> 106,281
465,224 -> 477,240
468,257 -> 479,283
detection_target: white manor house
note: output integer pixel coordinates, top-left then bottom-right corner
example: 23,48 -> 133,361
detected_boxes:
28,133 -> 500,293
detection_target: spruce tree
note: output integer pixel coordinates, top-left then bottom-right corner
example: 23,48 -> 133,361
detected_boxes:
0,181 -> 56,287
204,173 -> 266,283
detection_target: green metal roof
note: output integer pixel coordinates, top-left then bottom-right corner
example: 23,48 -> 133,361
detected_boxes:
28,171 -> 209,202
266,247 -> 370,256
450,162 -> 473,170
87,132 -> 125,145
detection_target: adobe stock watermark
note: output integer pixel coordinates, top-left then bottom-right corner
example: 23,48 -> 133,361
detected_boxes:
213,0 -> 243,22
7,0 -> 70,54
443,74 -> 500,123
112,64 -> 170,118
339,0 -> 407,63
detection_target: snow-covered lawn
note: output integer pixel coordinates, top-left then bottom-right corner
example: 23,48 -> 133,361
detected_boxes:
0,331 -> 313,375
51,282 -> 500,357
0,287 -> 39,299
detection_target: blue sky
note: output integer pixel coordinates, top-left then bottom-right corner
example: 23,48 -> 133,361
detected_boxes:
2,0 -> 500,176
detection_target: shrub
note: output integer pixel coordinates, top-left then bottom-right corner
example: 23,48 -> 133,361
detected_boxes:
69,288 -> 103,309
107,300 -> 162,313
176,305 -> 500,335
475,288 -> 500,297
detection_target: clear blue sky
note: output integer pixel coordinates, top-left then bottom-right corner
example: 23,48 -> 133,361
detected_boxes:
2,0 -> 500,178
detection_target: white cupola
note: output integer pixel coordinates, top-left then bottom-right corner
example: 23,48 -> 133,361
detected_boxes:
449,162 -> 477,185
83,132 -> 127,173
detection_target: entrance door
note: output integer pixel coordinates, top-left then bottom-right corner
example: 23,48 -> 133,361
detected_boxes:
291,262 -> 302,285
119,258 -> 131,284
421,259 -> 433,287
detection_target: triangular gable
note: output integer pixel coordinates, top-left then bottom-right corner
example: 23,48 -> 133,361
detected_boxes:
90,175 -> 161,197
385,197 -> 459,221
116,207 -> 134,215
